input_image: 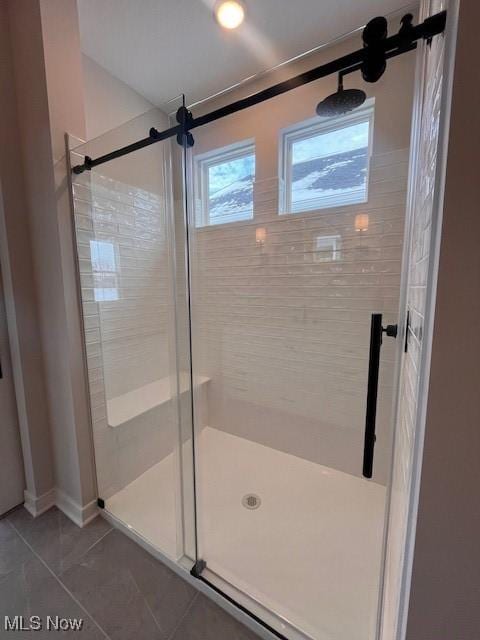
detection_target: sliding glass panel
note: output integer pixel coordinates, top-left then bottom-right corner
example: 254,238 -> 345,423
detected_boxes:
70,101 -> 195,563
187,31 -> 414,640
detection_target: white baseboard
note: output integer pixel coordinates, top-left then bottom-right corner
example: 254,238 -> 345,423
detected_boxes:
23,487 -> 98,528
55,489 -> 98,527
23,488 -> 56,517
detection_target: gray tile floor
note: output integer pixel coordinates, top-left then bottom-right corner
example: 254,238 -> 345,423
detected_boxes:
0,507 -> 260,639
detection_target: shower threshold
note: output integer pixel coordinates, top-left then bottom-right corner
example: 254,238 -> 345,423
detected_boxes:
104,427 -> 386,640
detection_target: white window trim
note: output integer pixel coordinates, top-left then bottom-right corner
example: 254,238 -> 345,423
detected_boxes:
279,98 -> 375,215
194,138 -> 255,228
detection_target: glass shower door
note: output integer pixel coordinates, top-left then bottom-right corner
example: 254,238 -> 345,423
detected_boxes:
186,54 -> 412,640
70,101 -> 196,564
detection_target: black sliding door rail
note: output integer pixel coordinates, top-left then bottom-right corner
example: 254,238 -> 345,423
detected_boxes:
72,10 -> 446,174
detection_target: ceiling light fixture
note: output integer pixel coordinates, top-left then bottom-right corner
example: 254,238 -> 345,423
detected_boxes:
214,1 -> 245,30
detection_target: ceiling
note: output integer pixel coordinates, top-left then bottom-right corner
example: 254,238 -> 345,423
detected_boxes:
77,0 -> 412,107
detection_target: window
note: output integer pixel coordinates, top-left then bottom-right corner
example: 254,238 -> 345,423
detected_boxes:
313,235 -> 342,263
194,140 -> 255,227
90,240 -> 119,301
281,102 -> 374,214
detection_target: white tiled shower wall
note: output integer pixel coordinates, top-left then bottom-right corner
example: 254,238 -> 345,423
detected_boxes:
191,148 -> 409,484
381,0 -> 447,636
72,168 -> 178,498
86,174 -> 170,399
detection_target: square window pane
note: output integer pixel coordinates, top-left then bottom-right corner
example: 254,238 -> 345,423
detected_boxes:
313,235 -> 342,263
207,153 -> 255,225
290,120 -> 370,212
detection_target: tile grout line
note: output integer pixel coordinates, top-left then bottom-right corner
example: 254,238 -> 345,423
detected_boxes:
6,519 -> 112,640
129,570 -> 165,635
71,523 -> 114,560
63,524 -> 200,640
165,591 -> 199,640
69,522 -> 201,639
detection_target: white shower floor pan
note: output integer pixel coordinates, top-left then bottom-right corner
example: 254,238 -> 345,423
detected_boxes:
105,426 -> 386,640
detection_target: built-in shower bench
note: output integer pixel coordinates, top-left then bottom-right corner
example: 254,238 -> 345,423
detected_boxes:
106,374 -> 210,428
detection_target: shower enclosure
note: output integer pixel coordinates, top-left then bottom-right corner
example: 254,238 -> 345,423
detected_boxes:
69,12 -> 445,640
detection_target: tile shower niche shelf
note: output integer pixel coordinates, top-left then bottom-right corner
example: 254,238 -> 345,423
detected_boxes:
107,374 -> 210,428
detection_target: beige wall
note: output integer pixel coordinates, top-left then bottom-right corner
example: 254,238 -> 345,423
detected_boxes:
406,1 -> 480,638
0,247 -> 25,514
1,0 -> 158,523
188,26 -> 415,483
41,0 -> 97,517
2,0 -> 96,523
82,54 -> 154,140
0,1 -> 55,510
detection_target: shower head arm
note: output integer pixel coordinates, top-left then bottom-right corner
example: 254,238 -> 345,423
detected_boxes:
337,38 -> 417,92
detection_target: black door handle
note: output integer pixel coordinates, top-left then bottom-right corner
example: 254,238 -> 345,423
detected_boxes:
363,313 -> 397,478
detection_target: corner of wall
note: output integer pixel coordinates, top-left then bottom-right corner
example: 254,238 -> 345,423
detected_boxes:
5,0 -> 97,521
0,0 -> 55,506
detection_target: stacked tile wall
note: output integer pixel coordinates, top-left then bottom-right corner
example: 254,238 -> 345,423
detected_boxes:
71,166 -> 177,498
190,147 -> 409,483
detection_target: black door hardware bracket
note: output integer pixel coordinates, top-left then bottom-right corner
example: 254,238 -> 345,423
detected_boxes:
363,314 -> 398,478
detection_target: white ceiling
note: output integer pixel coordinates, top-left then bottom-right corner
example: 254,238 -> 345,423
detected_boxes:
77,0 -> 412,107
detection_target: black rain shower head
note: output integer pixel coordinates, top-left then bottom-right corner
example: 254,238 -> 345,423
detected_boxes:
316,76 -> 366,118
315,13 -> 389,119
